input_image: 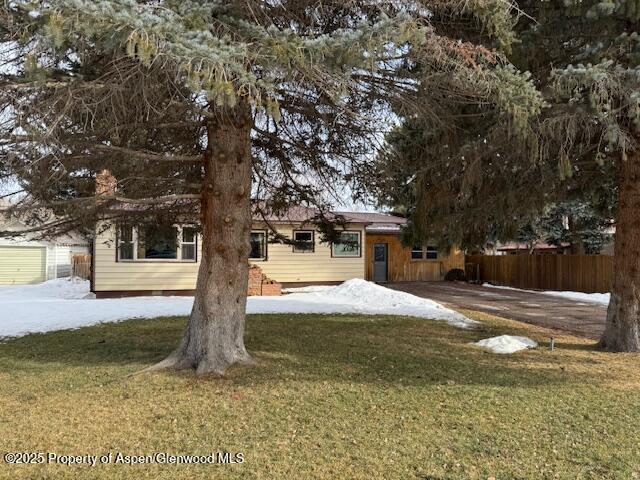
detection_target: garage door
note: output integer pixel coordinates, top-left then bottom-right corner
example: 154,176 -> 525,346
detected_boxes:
0,246 -> 46,285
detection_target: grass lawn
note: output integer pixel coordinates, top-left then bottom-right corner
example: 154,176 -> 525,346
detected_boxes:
0,311 -> 639,480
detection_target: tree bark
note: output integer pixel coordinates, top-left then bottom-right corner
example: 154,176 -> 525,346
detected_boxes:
599,151 -> 640,352
153,100 -> 254,375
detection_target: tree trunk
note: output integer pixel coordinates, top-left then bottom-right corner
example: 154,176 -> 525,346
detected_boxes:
599,152 -> 640,352
153,101 -> 254,375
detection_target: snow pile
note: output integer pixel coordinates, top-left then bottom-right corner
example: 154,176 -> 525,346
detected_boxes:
264,279 -> 479,329
0,278 -> 478,338
0,277 -> 89,300
483,283 -> 610,306
538,291 -> 610,305
472,335 -> 538,354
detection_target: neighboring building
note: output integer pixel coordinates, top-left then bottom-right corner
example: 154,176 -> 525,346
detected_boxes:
496,241 -> 572,255
90,208 -> 464,297
0,212 -> 90,285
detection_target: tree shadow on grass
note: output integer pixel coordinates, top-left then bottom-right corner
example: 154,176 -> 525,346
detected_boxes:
0,314 -> 620,388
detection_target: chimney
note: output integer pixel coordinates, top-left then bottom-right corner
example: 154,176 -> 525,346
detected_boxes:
96,169 -> 117,198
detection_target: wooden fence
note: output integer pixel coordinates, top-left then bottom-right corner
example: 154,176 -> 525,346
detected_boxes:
465,254 -> 613,293
72,253 -> 91,280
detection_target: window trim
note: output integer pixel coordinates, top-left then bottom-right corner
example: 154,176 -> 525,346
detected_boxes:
292,229 -> 315,253
249,229 -> 268,261
116,224 -> 198,263
411,245 -> 424,260
410,244 -> 439,262
180,226 -> 198,262
331,230 -> 362,258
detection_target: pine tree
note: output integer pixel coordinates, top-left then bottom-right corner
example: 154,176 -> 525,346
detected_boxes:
516,200 -> 614,255
0,1 -> 497,374
376,1 -> 640,351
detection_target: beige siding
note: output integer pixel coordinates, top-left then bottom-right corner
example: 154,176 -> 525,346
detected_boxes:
93,224 -> 202,291
93,223 -> 365,292
0,246 -> 46,285
256,225 -> 365,283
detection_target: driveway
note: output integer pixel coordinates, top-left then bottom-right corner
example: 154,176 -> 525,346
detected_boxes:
389,282 -> 607,340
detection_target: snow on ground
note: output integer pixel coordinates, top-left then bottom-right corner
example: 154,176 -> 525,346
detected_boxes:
483,283 -> 610,305
0,278 -> 478,339
472,335 -> 538,354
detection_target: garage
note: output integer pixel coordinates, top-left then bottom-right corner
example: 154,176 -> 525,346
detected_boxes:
0,246 -> 47,285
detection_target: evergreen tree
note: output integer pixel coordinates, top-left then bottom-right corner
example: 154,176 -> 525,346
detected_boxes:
516,200 -> 614,255
0,1 -> 503,374
375,1 -> 640,351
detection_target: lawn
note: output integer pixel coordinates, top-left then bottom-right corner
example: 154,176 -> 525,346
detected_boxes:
0,312 -> 639,479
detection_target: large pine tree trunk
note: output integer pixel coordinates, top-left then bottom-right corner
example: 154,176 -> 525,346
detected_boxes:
599,152 -> 640,352
154,101 -> 254,375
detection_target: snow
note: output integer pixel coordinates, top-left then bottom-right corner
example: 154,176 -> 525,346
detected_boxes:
472,335 -> 538,354
483,283 -> 610,306
0,278 -> 478,339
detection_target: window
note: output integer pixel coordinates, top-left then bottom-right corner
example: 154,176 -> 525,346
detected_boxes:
250,231 -> 266,260
118,225 -> 134,260
117,224 -> 197,262
332,231 -> 361,257
137,224 -> 178,259
181,227 -> 197,261
293,230 -> 314,253
411,244 -> 438,260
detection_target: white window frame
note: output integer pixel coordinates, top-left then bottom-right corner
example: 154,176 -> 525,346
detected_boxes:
411,244 -> 438,261
117,224 -> 198,263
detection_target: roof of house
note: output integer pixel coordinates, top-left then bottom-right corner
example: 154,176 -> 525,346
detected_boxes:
110,199 -> 407,232
497,241 -> 570,251
255,207 -> 406,232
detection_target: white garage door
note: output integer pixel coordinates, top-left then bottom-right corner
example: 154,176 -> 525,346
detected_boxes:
0,246 -> 47,285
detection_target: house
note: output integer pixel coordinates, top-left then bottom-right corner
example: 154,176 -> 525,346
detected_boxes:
0,205 -> 90,284
90,208 -> 465,297
495,241 -> 572,255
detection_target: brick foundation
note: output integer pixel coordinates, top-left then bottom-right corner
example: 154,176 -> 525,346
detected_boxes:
247,264 -> 282,296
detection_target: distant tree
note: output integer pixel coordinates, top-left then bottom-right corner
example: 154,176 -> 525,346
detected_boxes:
0,1 -> 507,374
375,1 -> 640,351
515,200 -> 614,254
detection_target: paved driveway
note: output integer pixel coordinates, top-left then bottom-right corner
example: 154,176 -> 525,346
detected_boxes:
389,282 -> 607,340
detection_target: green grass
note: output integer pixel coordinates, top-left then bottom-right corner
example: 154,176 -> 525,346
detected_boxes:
0,312 -> 639,480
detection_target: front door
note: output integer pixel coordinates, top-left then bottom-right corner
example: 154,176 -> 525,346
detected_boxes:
373,243 -> 388,283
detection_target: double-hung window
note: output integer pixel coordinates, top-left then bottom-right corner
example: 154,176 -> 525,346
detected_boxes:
249,231 -> 267,260
181,227 -> 197,261
118,225 -> 134,261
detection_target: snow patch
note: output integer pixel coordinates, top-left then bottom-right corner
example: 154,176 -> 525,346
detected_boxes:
0,278 -> 478,338
483,283 -> 610,306
472,335 -> 538,354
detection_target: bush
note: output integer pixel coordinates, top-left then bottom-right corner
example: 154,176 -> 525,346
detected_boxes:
444,268 -> 466,282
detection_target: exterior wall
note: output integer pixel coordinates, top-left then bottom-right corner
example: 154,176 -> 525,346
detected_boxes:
0,238 -> 89,281
0,218 -> 89,281
49,244 -> 91,278
0,245 -> 47,284
253,224 -> 365,283
93,224 -> 202,292
365,233 -> 465,282
93,223 -> 365,292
